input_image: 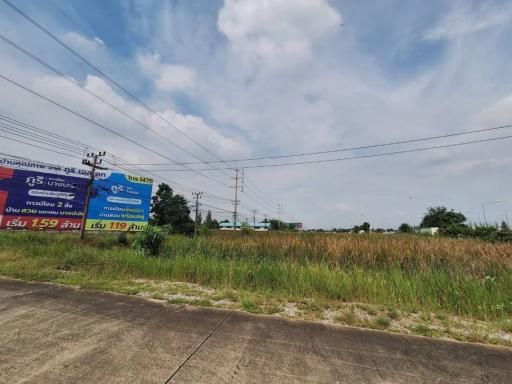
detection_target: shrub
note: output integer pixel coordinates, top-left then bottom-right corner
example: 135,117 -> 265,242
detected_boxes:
398,223 -> 413,233
387,309 -> 400,320
159,224 -> 174,235
241,226 -> 253,236
441,224 -> 469,237
199,225 -> 212,236
132,226 -> 166,256
117,232 -> 129,247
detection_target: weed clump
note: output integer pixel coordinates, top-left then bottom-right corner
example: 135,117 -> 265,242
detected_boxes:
373,317 -> 391,329
132,226 -> 166,256
117,232 -> 130,247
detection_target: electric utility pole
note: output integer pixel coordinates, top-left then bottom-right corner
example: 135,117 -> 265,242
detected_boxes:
277,203 -> 283,223
252,209 -> 257,229
192,191 -> 203,237
232,167 -> 244,230
80,151 -> 106,240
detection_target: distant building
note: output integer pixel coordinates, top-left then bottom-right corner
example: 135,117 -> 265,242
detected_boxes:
219,221 -> 271,231
288,222 -> 303,230
419,227 -> 439,236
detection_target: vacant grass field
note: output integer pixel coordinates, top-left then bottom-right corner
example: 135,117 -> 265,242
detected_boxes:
1,230 -> 511,344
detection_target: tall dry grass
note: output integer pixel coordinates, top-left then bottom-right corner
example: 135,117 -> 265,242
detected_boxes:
174,232 -> 512,276
1,231 -> 511,319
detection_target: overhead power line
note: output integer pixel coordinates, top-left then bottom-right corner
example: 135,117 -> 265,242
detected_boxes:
0,72 -> 232,188
0,115 -> 236,204
0,114 -> 267,217
1,0 -> 237,174
1,0 -> 280,218
243,175 -> 278,207
0,32 -> 235,180
0,114 -> 90,152
43,0 -> 240,171
0,133 -> 85,160
0,1 -> 282,212
136,134 -> 512,170
241,188 -> 278,214
128,123 -> 512,166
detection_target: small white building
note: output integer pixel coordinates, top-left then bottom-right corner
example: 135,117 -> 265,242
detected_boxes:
419,227 -> 439,236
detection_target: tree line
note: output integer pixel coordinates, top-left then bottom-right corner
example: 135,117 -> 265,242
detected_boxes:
149,183 -> 510,241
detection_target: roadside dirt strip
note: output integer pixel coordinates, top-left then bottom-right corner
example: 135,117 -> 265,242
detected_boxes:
0,277 -> 511,384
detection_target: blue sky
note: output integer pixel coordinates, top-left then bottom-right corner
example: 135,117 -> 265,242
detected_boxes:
1,0 -> 511,228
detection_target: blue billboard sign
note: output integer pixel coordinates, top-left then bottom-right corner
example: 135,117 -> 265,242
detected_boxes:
85,172 -> 153,231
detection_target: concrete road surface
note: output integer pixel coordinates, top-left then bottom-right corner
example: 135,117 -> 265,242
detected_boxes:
1,277 -> 511,383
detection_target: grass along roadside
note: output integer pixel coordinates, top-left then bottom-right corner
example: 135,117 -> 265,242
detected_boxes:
0,231 -> 511,346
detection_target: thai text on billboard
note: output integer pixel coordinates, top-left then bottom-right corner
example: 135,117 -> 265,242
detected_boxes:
0,157 -> 92,230
85,172 -> 153,232
0,157 -> 152,231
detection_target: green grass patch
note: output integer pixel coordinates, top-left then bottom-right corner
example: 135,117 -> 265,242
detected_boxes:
373,317 -> 391,329
241,298 -> 262,313
411,324 -> 435,337
1,231 -> 512,321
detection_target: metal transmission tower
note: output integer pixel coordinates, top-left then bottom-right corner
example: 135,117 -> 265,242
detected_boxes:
192,191 -> 203,237
80,151 -> 107,240
277,203 -> 283,223
232,167 -> 244,230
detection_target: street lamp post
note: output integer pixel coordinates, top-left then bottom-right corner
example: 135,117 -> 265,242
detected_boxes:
481,200 -> 501,226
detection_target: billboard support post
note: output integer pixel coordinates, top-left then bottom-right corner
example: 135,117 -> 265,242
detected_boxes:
80,151 -> 106,240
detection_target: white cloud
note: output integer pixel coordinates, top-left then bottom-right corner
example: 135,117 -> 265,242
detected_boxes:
0,71 -> 243,203
218,0 -> 342,66
30,74 -> 241,158
2,1 -> 512,228
472,94 -> 512,127
138,52 -> 196,91
93,37 -> 105,46
423,3 -> 510,41
149,110 -> 242,157
62,32 -> 104,52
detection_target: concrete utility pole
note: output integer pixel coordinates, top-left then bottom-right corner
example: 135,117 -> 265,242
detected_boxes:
80,151 -> 106,240
232,167 -> 243,231
192,191 -> 203,237
277,203 -> 283,223
252,209 -> 257,229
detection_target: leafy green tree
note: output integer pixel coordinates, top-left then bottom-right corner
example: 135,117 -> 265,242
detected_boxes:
398,223 -> 413,233
352,222 -> 371,233
501,221 -> 509,231
360,222 -> 371,232
151,183 -> 194,234
270,219 -> 287,231
202,210 -> 221,230
204,210 -> 213,228
420,206 -> 466,229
